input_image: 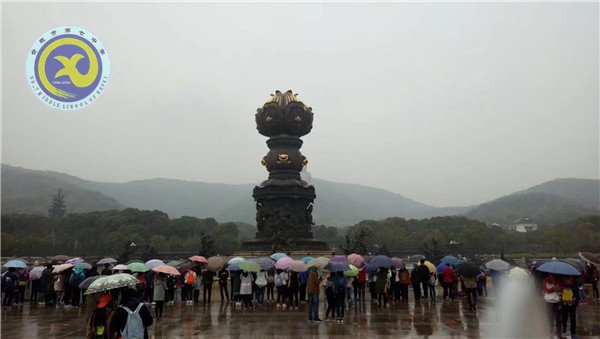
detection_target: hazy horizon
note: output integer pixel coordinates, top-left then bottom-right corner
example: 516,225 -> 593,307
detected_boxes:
2,2 -> 599,206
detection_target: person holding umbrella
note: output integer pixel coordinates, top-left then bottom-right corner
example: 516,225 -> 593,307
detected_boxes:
1,268 -> 18,308
201,268 -> 215,303
239,271 -> 254,309
461,273 -> 478,311
560,275 -> 580,337
375,268 -> 389,307
543,273 -> 563,336
332,271 -> 347,323
110,288 -> 153,339
218,267 -> 229,302
306,267 -> 323,323
415,259 -> 431,301
584,263 -> 598,301
100,264 -> 112,276
153,273 -> 167,320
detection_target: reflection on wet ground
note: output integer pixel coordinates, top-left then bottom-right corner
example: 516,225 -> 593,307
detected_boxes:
2,296 -> 599,337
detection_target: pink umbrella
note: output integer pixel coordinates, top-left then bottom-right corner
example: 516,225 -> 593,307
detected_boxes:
29,266 -> 45,280
189,256 -> 208,263
275,256 -> 294,270
331,255 -> 349,263
66,257 -> 84,265
347,254 -> 364,267
152,265 -> 181,276
289,260 -> 308,272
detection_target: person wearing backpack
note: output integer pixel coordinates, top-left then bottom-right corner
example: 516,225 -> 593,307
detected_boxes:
183,269 -> 196,306
87,293 -> 113,338
239,271 -> 254,309
14,268 -> 29,306
462,274 -> 477,311
69,267 -> 86,308
375,268 -> 388,308
398,267 -> 411,301
332,271 -> 347,323
2,268 -> 18,308
254,269 -> 268,305
560,276 -> 580,337
275,269 -> 288,310
110,288 -> 153,339
428,272 -> 437,301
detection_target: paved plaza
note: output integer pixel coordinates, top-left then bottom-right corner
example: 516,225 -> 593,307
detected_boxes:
2,294 -> 599,338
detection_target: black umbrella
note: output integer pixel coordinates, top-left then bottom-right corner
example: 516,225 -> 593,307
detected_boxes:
456,261 -> 481,277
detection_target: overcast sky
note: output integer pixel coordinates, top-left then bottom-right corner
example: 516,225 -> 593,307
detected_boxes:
2,2 -> 598,207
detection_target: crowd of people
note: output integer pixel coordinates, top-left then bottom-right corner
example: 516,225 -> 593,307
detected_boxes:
1,256 -> 599,338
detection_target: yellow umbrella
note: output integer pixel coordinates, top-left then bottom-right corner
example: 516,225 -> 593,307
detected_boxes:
423,261 -> 436,273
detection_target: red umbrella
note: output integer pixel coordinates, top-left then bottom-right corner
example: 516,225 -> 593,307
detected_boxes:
152,265 -> 181,276
189,256 -> 208,263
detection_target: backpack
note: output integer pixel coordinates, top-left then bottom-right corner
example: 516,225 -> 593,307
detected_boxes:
91,306 -> 112,338
334,281 -> 345,296
275,273 -> 284,287
2,274 -> 15,290
121,303 -> 145,339
166,276 -> 176,289
562,287 -> 574,305
185,272 -> 195,285
255,272 -> 267,287
69,272 -> 84,286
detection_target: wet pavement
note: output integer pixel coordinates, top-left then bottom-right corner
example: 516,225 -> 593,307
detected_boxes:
2,294 -> 599,338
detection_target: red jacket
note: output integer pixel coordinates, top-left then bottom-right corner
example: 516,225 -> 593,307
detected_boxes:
357,267 -> 367,284
442,267 -> 454,283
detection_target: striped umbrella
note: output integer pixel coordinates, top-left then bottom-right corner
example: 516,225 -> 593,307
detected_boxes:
250,257 -> 275,271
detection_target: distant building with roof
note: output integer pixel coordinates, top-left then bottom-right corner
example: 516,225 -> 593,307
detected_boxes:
508,217 -> 538,233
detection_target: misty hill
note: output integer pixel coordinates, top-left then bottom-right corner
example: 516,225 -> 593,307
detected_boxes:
2,164 -> 466,225
466,178 -> 600,226
1,165 -> 124,215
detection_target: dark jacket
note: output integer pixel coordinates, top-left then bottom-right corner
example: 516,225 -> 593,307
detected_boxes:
110,295 -> 153,339
202,270 -> 215,285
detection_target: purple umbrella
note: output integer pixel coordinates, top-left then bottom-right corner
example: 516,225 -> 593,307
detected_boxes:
370,255 -> 392,268
325,262 -> 350,272
331,256 -> 349,263
275,257 -> 294,270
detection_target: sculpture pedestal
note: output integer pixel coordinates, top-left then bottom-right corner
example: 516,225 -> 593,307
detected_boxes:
236,238 -> 331,257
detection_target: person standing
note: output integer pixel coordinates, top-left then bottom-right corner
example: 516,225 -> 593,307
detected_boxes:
411,265 -> 421,301
100,264 -> 112,276
165,274 -> 176,305
53,274 -> 64,308
585,263 -> 599,301
324,272 -> 336,320
299,271 -> 308,303
275,269 -> 288,310
476,270 -> 487,296
239,271 -> 254,309
462,275 -> 478,310
201,269 -> 215,303
390,268 -> 401,302
1,268 -> 18,308
218,267 -> 229,302
415,260 -> 430,300
355,266 -> 367,302
288,271 -> 300,309
255,269 -> 267,305
375,268 -> 388,307
306,267 -> 322,323
428,272 -> 437,301
266,271 -> 275,302
560,276 -> 580,337
183,269 -> 196,306
39,264 -> 53,305
398,267 -> 411,301
442,264 -> 455,301
332,271 -> 347,323
153,273 -> 166,320
15,268 -> 29,306
69,267 -> 85,308
110,289 -> 153,339
543,273 -> 563,336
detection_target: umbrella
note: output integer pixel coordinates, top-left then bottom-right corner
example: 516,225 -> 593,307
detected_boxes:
3,260 -> 27,268
579,252 -> 600,265
347,254 -> 364,267
97,258 -> 117,265
228,263 -> 242,271
127,262 -> 148,273
75,262 -> 92,270
331,255 -> 349,263
271,253 -> 287,261
84,273 -> 139,295
437,262 -> 448,273
250,257 -> 275,271
344,264 -> 359,277
485,259 -> 510,272
423,261 -> 436,273
441,255 -> 460,266
29,266 -> 45,280
79,276 -> 102,289
125,260 -> 144,265
228,257 -> 245,265
456,261 -> 481,277
371,255 -> 392,268
508,267 -> 529,279
177,262 -> 197,274
189,256 -> 208,263
145,259 -> 165,270
66,257 -> 84,265
240,260 -> 261,273
391,257 -> 405,270
152,265 -> 181,276
207,256 -> 226,272
325,262 -> 350,272
537,261 -> 581,276
289,260 -> 308,272
307,256 -> 330,269
113,264 -> 129,271
52,263 -> 74,273
301,256 -> 315,264
365,263 -> 375,274
559,258 -> 585,272
275,256 -> 294,270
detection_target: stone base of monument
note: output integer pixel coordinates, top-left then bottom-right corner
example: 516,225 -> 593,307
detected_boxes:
235,239 -> 331,257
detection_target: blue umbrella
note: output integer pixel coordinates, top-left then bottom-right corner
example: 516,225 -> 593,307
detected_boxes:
437,262 -> 448,273
301,256 -> 315,264
3,260 -> 27,268
441,255 -> 460,266
228,263 -> 242,271
270,253 -> 287,261
370,255 -> 392,268
325,262 -> 350,272
537,261 -> 581,276
365,263 -> 375,274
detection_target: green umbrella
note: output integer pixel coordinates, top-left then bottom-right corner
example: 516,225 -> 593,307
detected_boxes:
239,260 -> 261,272
167,260 -> 185,267
84,273 -> 139,294
344,264 -> 359,277
127,262 -> 148,273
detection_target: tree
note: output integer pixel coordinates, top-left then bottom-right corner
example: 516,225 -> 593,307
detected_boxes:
199,232 -> 216,257
48,189 -> 66,246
